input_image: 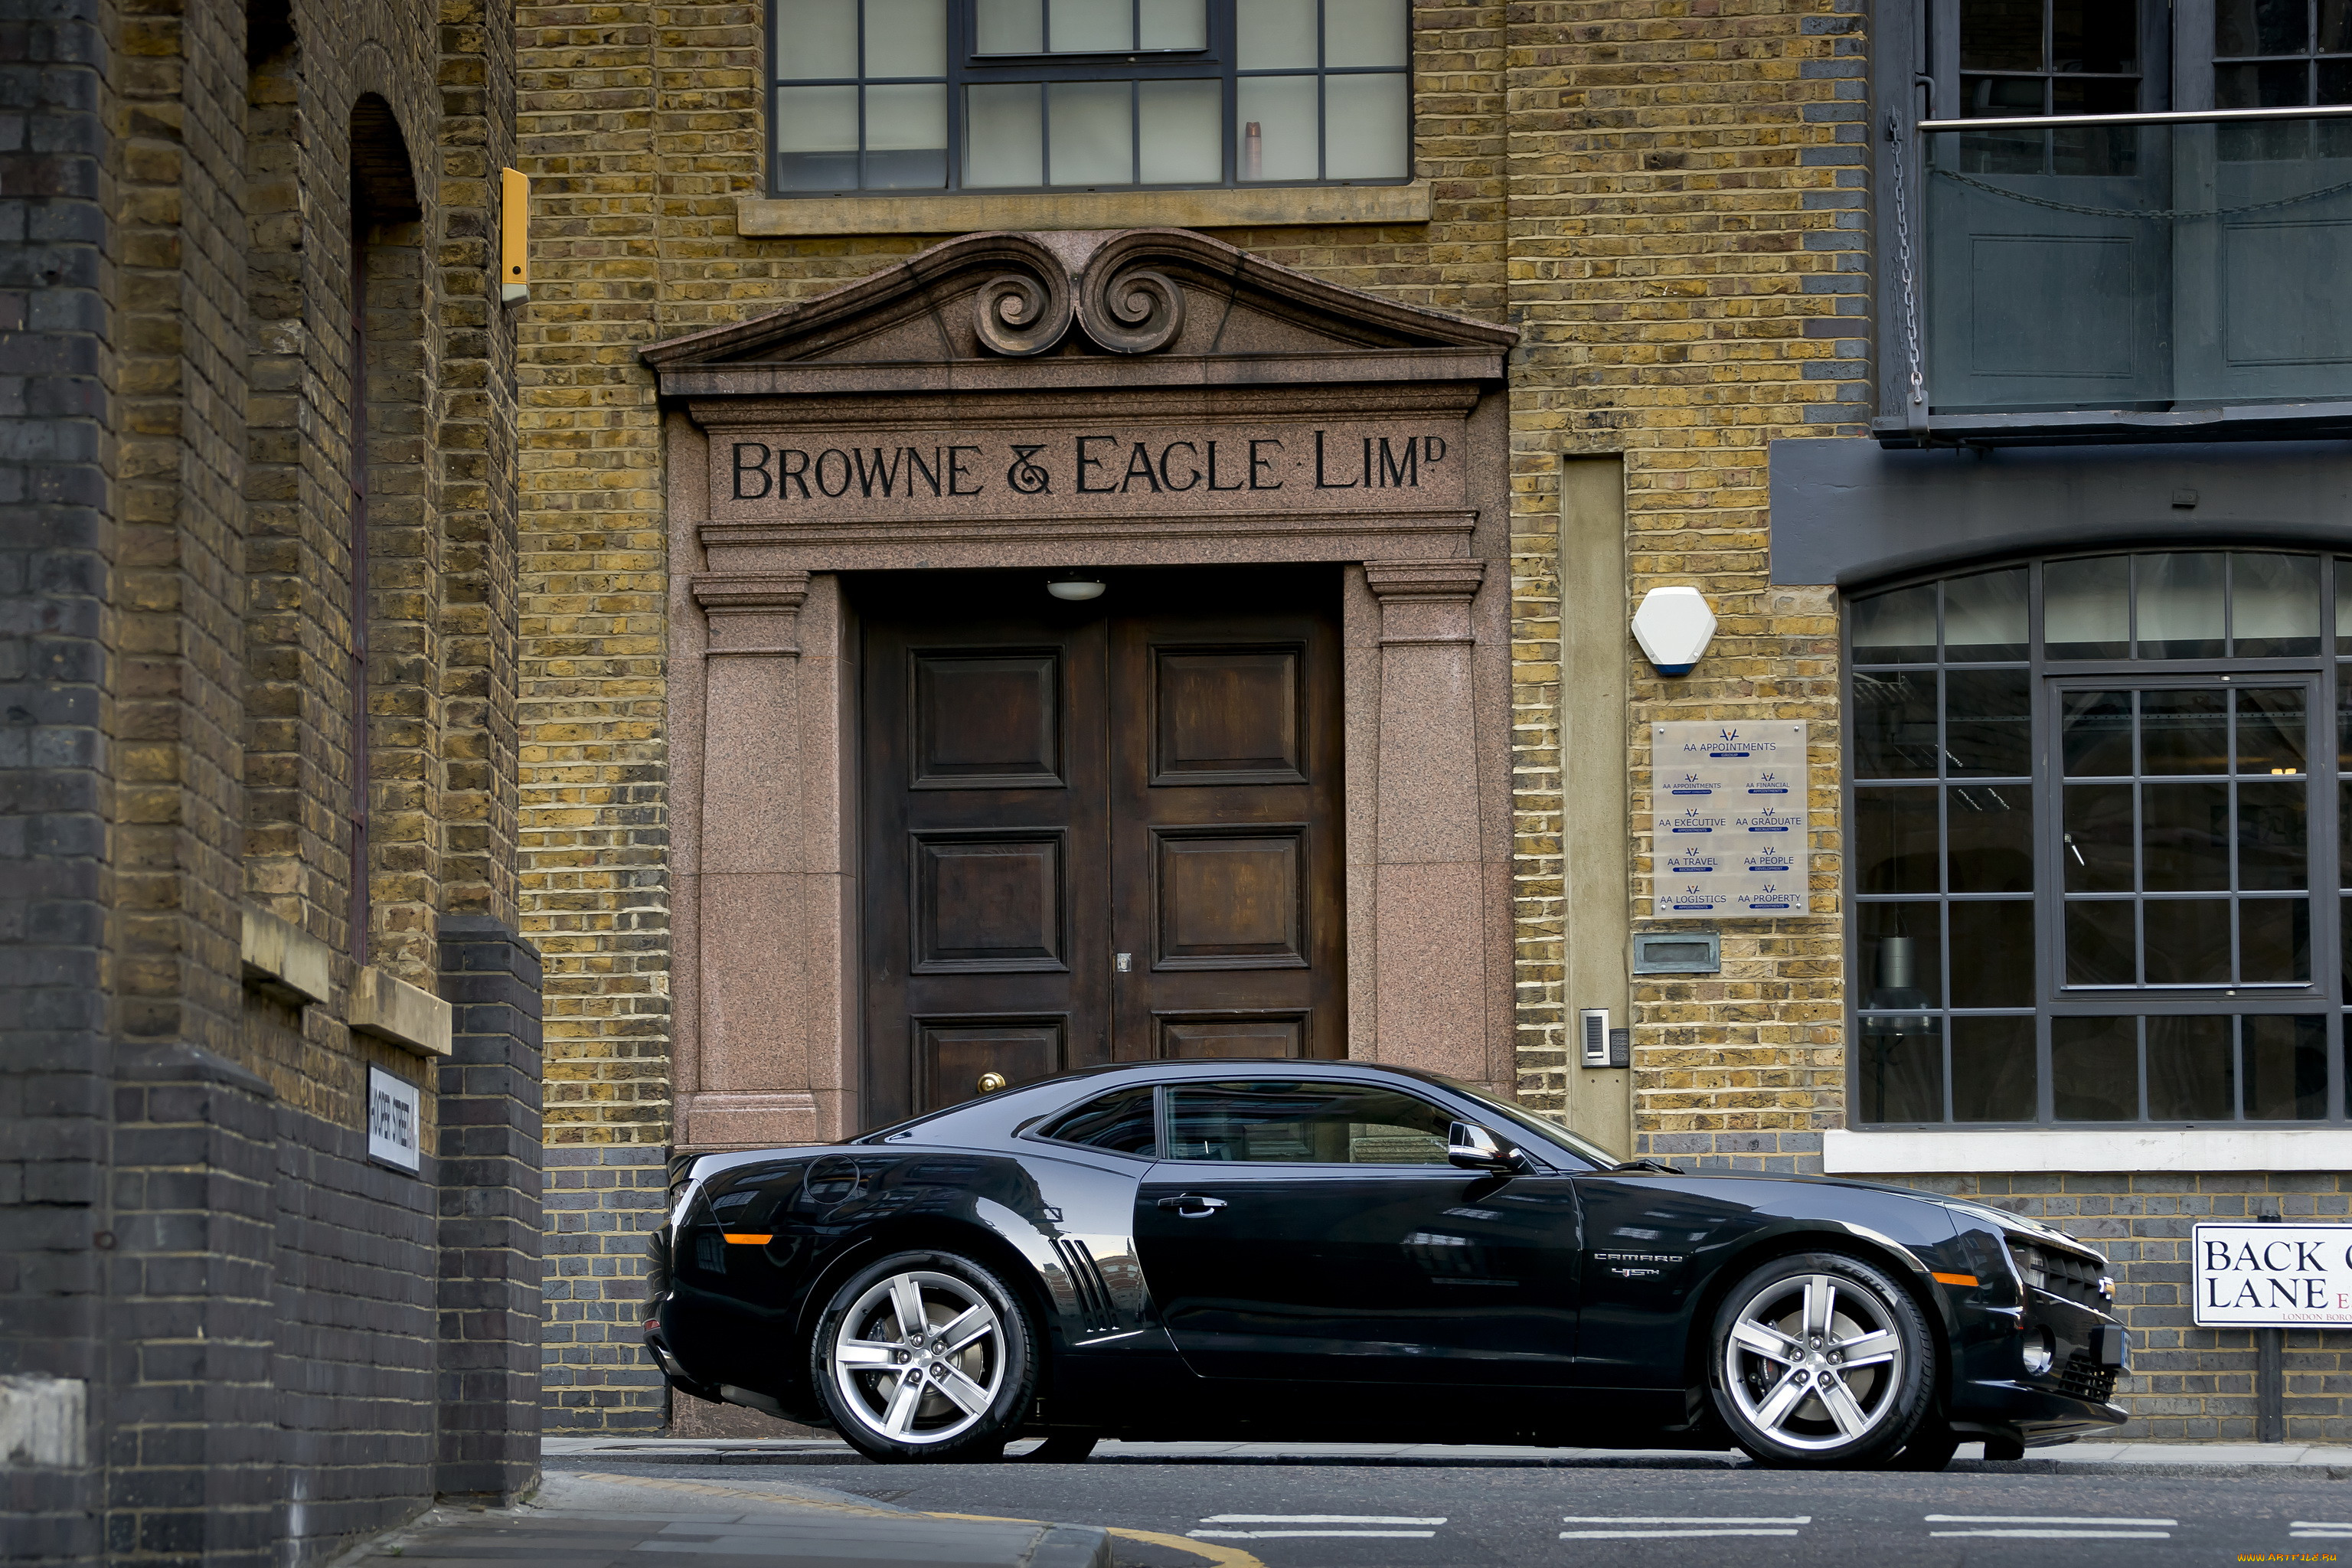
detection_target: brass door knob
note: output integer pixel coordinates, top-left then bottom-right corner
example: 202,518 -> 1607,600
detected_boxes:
977,1072 -> 1008,1094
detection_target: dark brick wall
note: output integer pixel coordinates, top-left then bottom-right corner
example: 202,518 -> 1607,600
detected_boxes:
0,0 -> 114,1560
434,917 -> 542,1500
541,1147 -> 663,1432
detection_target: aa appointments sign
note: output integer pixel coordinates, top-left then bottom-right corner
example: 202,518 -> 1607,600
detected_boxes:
2191,1222 -> 2352,1326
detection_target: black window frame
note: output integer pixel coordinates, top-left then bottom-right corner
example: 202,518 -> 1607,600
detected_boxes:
1843,547 -> 2351,1129
766,0 -> 1416,198
1870,0 -> 2352,441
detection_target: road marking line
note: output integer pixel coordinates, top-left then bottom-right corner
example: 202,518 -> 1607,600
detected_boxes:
1201,1516 -> 1446,1525
1563,1516 -> 1810,1525
1103,1530 -> 1265,1568
1925,1515 -> 2177,1526
1559,1529 -> 1802,1540
2294,1522 -> 2352,1529
1930,1530 -> 2171,1540
2293,1532 -> 2352,1539
1191,1531 -> 1437,1540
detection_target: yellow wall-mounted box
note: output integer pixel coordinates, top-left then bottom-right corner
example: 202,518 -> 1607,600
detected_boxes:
500,167 -> 528,304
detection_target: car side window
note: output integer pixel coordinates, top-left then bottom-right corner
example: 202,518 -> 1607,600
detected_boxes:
1037,1085 -> 1159,1157
1165,1081 -> 1453,1165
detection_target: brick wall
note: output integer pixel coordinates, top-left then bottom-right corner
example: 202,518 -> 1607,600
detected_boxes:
1,0 -> 117,1557
541,1146 -> 665,1432
2,0 -> 539,1552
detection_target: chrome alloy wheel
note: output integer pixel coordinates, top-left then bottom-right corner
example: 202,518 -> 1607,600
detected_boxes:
1722,1272 -> 1905,1452
828,1269 -> 1005,1446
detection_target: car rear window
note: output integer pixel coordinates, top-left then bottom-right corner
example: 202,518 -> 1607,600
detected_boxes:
1037,1086 -> 1158,1157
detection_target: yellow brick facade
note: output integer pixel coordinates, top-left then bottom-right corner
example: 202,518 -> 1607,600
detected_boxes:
514,0 -> 1862,1156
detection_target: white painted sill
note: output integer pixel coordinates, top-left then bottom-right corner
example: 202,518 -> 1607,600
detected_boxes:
1824,1126 -> 2352,1174
736,181 -> 1432,237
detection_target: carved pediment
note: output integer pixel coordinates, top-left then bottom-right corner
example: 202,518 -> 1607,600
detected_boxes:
639,228 -> 1517,375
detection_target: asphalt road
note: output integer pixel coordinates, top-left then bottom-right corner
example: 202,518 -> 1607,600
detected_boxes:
547,1455 -> 2352,1567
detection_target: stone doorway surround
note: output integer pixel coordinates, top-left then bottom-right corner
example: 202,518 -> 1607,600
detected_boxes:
642,228 -> 1520,1151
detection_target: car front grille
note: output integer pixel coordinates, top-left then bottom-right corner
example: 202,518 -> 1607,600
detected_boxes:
2011,1241 -> 2109,1309
2057,1349 -> 2117,1404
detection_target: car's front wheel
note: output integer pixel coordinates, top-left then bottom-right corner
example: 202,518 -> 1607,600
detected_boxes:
1708,1251 -> 1935,1469
810,1250 -> 1037,1463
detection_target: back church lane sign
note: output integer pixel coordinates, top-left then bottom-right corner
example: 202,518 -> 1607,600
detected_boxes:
710,419 -> 1466,523
2192,1222 -> 2352,1326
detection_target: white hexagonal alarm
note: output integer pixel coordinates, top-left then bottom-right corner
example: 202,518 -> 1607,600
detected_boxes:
1631,586 -> 1717,676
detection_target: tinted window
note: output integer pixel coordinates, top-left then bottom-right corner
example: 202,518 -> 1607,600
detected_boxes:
1165,1080 -> 1452,1165
1039,1085 -> 1158,1156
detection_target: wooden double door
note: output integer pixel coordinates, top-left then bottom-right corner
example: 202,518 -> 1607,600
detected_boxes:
858,568 -> 1345,1126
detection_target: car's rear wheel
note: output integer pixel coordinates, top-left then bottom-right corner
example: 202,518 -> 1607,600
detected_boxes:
811,1250 -> 1036,1463
1709,1251 -> 1934,1469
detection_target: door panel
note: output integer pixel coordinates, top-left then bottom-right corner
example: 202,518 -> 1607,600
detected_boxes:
1154,829 -> 1307,967
1153,647 -> 1306,783
911,652 -> 1063,787
912,833 -> 1067,971
1158,1013 -> 1309,1057
915,1017 -> 1064,1110
860,569 -> 1345,1126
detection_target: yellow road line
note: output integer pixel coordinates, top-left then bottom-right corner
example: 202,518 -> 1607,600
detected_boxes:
926,1511 -> 1267,1568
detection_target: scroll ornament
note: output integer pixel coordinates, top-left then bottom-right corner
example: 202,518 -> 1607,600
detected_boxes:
973,266 -> 1073,358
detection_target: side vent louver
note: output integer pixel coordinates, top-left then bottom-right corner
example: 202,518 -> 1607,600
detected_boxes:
1054,1239 -> 1120,1337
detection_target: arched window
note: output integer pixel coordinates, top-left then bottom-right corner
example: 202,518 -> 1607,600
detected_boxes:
1846,550 -> 2345,1125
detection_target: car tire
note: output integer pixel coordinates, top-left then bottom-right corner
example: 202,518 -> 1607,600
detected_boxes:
1020,1432 -> 1100,1462
1707,1250 -> 1936,1470
810,1249 -> 1037,1464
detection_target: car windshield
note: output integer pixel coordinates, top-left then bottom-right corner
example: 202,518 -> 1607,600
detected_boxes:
1431,1076 -> 1619,1171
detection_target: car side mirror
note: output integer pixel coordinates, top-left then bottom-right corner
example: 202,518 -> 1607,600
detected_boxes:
1447,1121 -> 1523,1174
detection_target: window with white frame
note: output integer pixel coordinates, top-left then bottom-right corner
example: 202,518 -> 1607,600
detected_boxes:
768,0 -> 1412,196
1847,550 -> 2349,1127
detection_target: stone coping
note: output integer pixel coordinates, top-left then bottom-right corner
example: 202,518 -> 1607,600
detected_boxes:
737,182 -> 1432,237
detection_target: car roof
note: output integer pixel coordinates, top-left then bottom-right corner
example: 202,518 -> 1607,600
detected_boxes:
844,1057 -> 1556,1155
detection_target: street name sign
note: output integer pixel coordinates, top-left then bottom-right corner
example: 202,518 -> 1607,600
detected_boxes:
2191,1222 -> 2352,1326
367,1065 -> 423,1174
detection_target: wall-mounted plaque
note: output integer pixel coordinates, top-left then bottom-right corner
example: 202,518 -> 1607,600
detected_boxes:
1650,720 -> 1809,918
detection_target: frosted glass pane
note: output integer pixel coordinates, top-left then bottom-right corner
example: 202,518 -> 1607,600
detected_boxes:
967,83 -> 1044,185
1049,80 -> 1133,184
1139,78 -> 1221,181
1051,0 -> 1131,50
867,82 -> 946,145
776,83 -> 860,149
1239,0 -> 1318,67
1326,0 -> 1407,67
777,0 -> 859,77
2231,553 -> 2320,655
1323,72 -> 1406,177
865,0 -> 946,75
1140,0 -> 1208,49
773,84 -> 859,190
1238,75 -> 1319,179
977,0 -> 1043,51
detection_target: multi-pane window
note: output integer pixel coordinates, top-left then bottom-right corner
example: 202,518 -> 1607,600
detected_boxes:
1847,550 -> 2348,1125
1955,0 -> 2145,174
769,0 -> 1411,196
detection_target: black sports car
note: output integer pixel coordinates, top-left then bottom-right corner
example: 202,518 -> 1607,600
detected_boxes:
645,1059 -> 2128,1468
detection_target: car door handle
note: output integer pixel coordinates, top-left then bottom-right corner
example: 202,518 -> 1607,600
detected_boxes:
1155,1194 -> 1228,1217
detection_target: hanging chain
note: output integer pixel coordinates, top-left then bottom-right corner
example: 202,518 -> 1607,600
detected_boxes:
1889,114 -> 1926,420
1932,165 -> 2352,221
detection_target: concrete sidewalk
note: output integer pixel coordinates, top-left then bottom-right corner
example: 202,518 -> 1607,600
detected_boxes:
351,1468 -> 1112,1568
545,1435 -> 2352,1477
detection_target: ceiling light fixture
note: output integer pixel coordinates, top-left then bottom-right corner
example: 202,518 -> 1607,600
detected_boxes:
1047,573 -> 1106,602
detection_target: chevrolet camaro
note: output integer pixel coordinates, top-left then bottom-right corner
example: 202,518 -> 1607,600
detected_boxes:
645,1059 -> 2127,1467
